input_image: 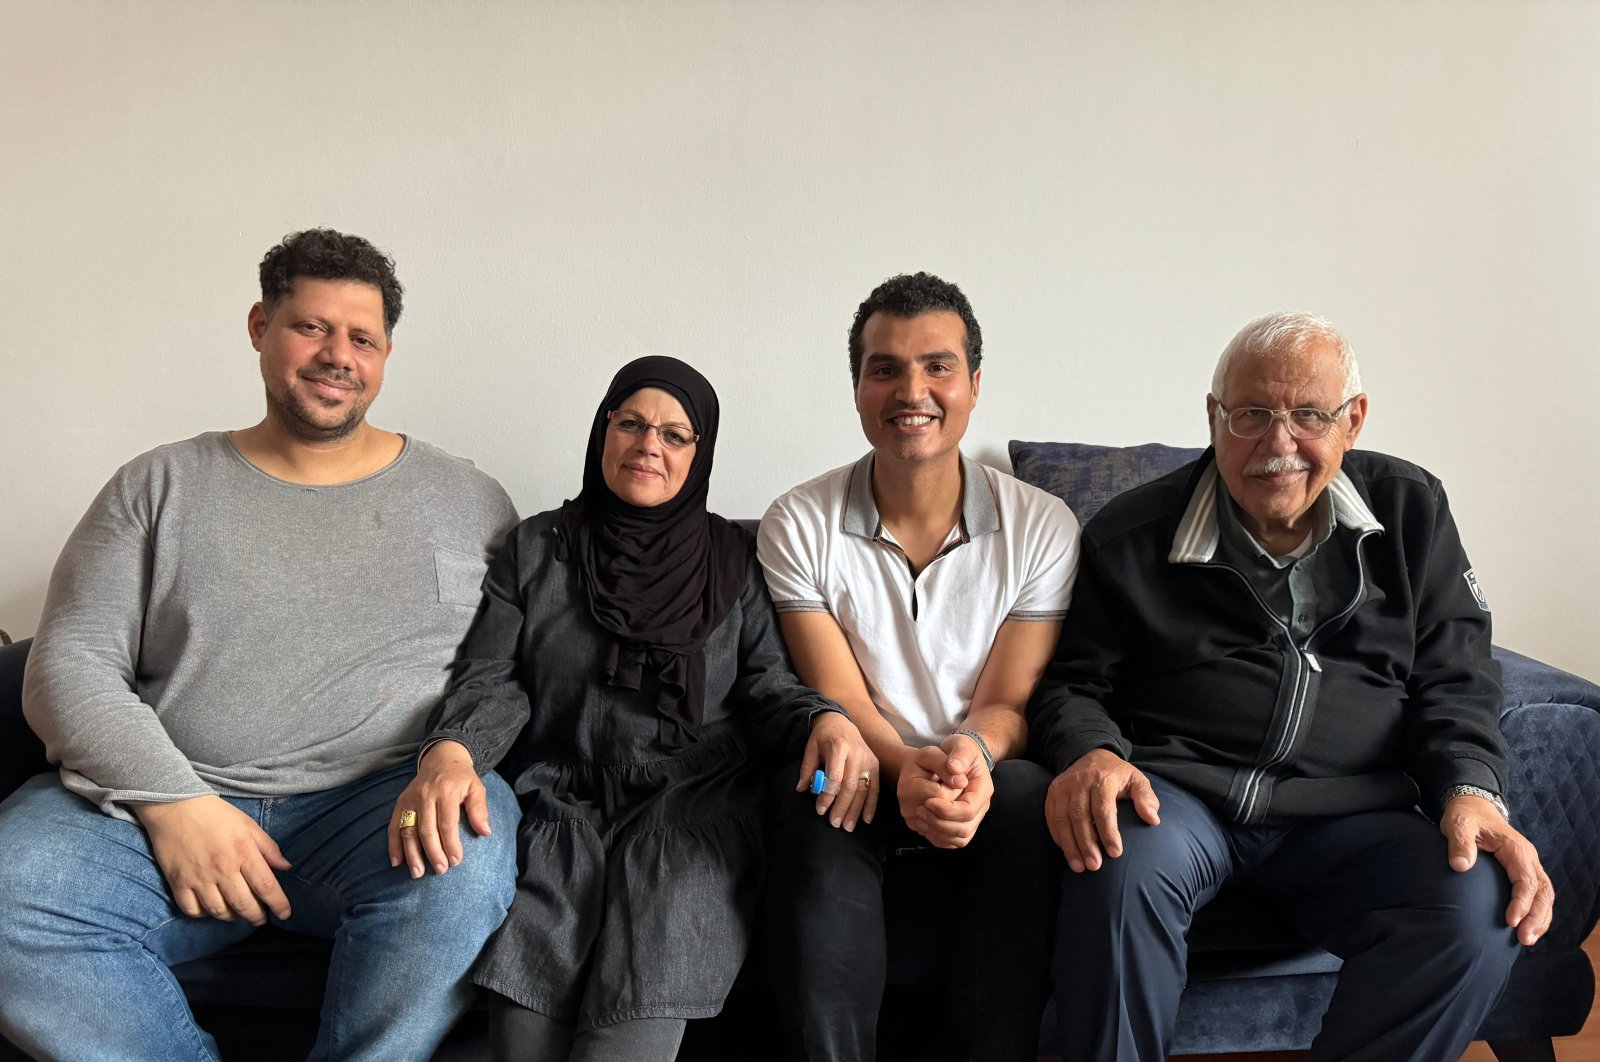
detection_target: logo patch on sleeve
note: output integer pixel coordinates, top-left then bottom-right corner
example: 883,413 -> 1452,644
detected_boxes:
1463,569 -> 1489,611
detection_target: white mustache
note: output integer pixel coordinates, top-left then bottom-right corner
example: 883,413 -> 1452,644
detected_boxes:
1245,455 -> 1312,475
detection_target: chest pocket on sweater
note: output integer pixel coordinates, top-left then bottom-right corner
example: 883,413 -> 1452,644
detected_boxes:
434,546 -> 490,608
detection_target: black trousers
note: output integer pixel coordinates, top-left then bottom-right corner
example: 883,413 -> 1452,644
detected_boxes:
763,758 -> 1060,1062
1053,774 -> 1522,1062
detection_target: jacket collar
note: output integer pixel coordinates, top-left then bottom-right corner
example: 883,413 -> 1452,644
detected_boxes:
1169,452 -> 1383,564
843,452 -> 1000,540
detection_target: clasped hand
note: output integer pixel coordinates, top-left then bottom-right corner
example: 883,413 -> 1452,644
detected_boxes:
897,733 -> 994,849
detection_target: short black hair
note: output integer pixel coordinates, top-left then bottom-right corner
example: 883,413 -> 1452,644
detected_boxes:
258,229 -> 404,335
847,272 -> 982,385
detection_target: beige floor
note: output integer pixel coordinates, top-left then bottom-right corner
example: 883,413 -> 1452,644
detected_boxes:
1176,930 -> 1600,1062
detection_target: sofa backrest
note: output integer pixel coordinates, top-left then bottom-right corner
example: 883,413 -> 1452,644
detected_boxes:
0,639 -> 47,800
1008,440 -> 1203,524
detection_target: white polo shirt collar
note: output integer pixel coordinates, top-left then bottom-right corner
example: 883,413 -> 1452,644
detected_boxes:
840,452 -> 1002,544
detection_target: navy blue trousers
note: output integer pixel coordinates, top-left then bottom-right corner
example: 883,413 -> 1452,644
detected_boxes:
1053,774 -> 1521,1062
764,758 -> 1060,1062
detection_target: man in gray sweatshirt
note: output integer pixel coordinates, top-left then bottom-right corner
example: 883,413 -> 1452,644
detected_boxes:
0,229 -> 521,1061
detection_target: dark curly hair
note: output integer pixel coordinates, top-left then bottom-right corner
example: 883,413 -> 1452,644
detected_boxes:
847,272 -> 982,385
258,229 -> 404,335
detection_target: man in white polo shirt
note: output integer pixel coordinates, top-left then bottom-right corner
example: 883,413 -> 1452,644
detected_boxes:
758,272 -> 1080,1062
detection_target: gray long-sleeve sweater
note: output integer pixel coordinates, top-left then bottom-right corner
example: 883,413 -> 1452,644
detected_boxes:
22,431 -> 518,818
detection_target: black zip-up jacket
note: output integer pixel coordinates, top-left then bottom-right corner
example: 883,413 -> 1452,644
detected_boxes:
1028,448 -> 1504,825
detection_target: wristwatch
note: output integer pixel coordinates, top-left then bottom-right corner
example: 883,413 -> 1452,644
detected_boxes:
1441,784 -> 1509,821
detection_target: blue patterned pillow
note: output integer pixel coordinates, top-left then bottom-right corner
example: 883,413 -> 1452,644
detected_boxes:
1008,441 -> 1203,524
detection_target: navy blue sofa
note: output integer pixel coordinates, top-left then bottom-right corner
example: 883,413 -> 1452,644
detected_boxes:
2,439 -> 1597,1060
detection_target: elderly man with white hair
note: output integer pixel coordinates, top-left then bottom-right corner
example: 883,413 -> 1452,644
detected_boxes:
1028,312 -> 1553,1061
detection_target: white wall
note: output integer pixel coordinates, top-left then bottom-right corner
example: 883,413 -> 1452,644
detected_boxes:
3,1 -> 1596,680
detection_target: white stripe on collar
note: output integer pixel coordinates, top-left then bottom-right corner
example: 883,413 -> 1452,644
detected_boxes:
842,452 -> 1001,540
1169,459 -> 1383,564
1168,464 -> 1221,564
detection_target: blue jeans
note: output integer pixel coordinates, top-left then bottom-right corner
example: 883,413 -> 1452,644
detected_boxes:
1052,774 -> 1520,1062
0,764 -> 518,1062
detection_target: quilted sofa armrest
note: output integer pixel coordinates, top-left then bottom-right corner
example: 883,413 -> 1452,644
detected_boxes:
1490,646 -> 1600,953
1495,645 -> 1600,717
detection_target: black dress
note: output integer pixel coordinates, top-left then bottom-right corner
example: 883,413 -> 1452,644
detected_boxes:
426,509 -> 836,1028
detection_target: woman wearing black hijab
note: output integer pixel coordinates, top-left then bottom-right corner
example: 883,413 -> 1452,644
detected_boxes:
388,357 -> 875,1061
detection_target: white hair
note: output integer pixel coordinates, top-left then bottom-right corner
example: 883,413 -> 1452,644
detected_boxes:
1211,311 -> 1363,405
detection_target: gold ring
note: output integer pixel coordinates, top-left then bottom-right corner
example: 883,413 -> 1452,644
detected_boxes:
397,809 -> 418,829
859,771 -> 872,783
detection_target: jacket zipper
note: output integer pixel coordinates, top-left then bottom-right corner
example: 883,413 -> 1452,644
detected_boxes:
1196,527 -> 1377,823
1197,562 -> 1303,822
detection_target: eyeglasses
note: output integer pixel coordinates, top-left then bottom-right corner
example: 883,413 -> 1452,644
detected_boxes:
606,410 -> 699,450
1214,397 -> 1356,440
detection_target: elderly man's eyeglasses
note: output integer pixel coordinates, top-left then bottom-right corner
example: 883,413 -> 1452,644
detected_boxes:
1215,398 -> 1356,440
606,410 -> 699,450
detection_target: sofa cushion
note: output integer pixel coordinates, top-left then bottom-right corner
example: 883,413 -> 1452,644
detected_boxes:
1008,440 -> 1202,523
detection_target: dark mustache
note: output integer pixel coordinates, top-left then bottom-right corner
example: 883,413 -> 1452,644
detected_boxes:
303,371 -> 359,389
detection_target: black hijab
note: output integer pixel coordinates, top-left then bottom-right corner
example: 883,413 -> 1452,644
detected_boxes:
555,356 -> 751,748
